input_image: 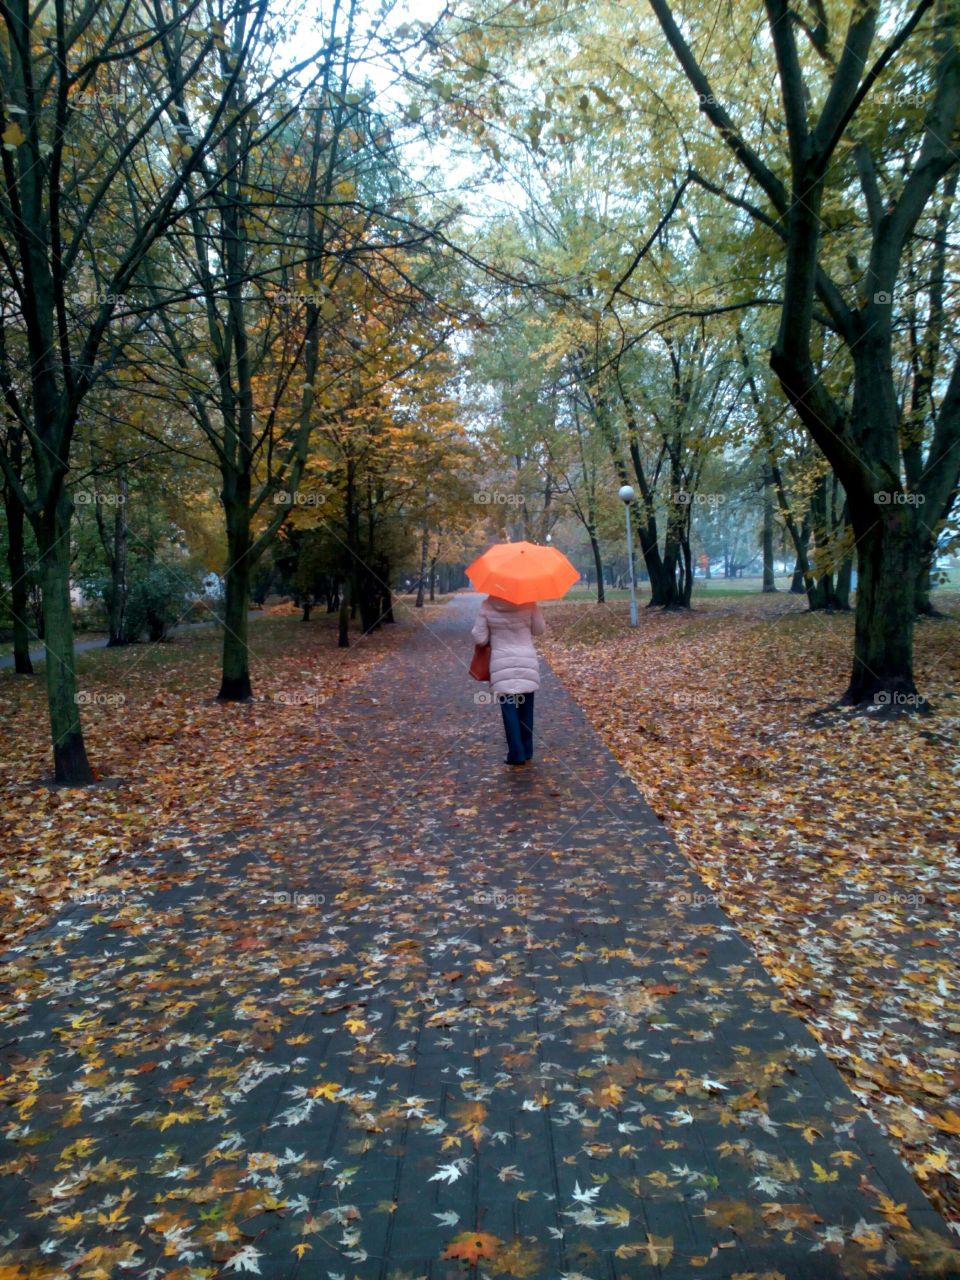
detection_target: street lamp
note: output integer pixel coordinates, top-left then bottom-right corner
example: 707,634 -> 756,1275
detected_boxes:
618,484 -> 638,626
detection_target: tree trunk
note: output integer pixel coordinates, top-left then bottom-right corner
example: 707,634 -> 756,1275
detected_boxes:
3,483 -> 34,674
429,557 -> 438,601
415,521 -> 428,608
589,526 -> 605,603
679,533 -> 693,607
357,573 -> 380,633
106,469 -> 130,645
762,466 -> 777,591
834,553 -> 853,611
843,507 -> 923,711
913,562 -> 942,617
37,494 -> 94,783
218,490 -> 253,701
381,563 -> 395,623
338,576 -> 350,648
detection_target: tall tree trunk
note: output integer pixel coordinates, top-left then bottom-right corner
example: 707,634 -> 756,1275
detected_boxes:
806,474 -> 838,610
429,555 -> 438,602
415,520 -> 428,608
589,526 -> 605,603
788,513 -> 812,594
3,482 -> 34,674
762,465 -> 777,591
381,561 -> 395,623
218,486 -> 253,701
37,493 -> 94,783
338,576 -> 350,648
844,503 -> 923,710
106,469 -> 130,645
835,551 -> 853,611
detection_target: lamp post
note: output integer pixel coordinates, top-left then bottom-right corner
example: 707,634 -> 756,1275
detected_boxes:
618,484 -> 638,626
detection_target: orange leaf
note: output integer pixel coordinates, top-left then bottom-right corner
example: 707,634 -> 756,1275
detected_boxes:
441,1232 -> 503,1264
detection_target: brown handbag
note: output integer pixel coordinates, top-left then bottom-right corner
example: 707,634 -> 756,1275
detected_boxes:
469,642 -> 491,681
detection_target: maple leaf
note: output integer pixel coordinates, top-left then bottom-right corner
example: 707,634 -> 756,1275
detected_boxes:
308,1081 -> 342,1101
440,1231 -> 502,1263
571,1181 -> 600,1205
932,1110 -> 960,1136
429,1159 -> 469,1184
223,1244 -> 262,1273
615,1234 -> 674,1265
599,1205 -> 630,1228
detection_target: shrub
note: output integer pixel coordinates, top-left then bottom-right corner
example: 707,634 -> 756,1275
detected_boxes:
126,563 -> 197,642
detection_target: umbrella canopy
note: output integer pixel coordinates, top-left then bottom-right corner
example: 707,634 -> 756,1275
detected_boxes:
466,541 -> 579,605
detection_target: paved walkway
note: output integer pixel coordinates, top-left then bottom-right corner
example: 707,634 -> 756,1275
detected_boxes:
0,595 -> 951,1279
0,612 -> 262,670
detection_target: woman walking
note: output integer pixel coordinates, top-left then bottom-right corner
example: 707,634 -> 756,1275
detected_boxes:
471,594 -> 546,767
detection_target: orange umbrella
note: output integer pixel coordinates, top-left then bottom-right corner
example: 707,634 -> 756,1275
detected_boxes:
466,541 -> 580,604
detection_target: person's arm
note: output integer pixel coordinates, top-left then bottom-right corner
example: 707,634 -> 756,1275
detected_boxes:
530,603 -> 546,636
471,608 -> 490,644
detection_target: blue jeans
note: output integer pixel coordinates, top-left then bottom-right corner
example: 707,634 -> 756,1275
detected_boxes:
499,692 -> 534,763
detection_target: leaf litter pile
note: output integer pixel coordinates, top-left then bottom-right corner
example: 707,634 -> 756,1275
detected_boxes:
1,592 -> 959,1280
541,592 -> 960,1234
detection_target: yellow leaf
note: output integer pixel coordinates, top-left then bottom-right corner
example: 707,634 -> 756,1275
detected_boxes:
2,122 -> 26,148
616,1234 -> 673,1265
932,1109 -> 960,1135
600,1205 -> 631,1228
308,1081 -> 341,1101
811,1161 -> 838,1183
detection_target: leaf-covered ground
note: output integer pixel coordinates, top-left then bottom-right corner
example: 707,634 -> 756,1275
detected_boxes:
540,590 -> 960,1235
2,593 -> 958,1279
0,605 -> 410,947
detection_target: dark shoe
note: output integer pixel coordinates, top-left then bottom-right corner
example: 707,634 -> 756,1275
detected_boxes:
504,757 -> 526,767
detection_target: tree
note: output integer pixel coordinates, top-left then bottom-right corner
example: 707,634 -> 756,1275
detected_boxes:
0,0 -> 276,779
648,0 -> 960,709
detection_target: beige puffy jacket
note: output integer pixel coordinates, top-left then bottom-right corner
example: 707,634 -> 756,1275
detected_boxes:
471,595 -> 546,695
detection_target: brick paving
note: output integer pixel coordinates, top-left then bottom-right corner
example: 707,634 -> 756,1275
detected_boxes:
0,594 -> 953,1279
